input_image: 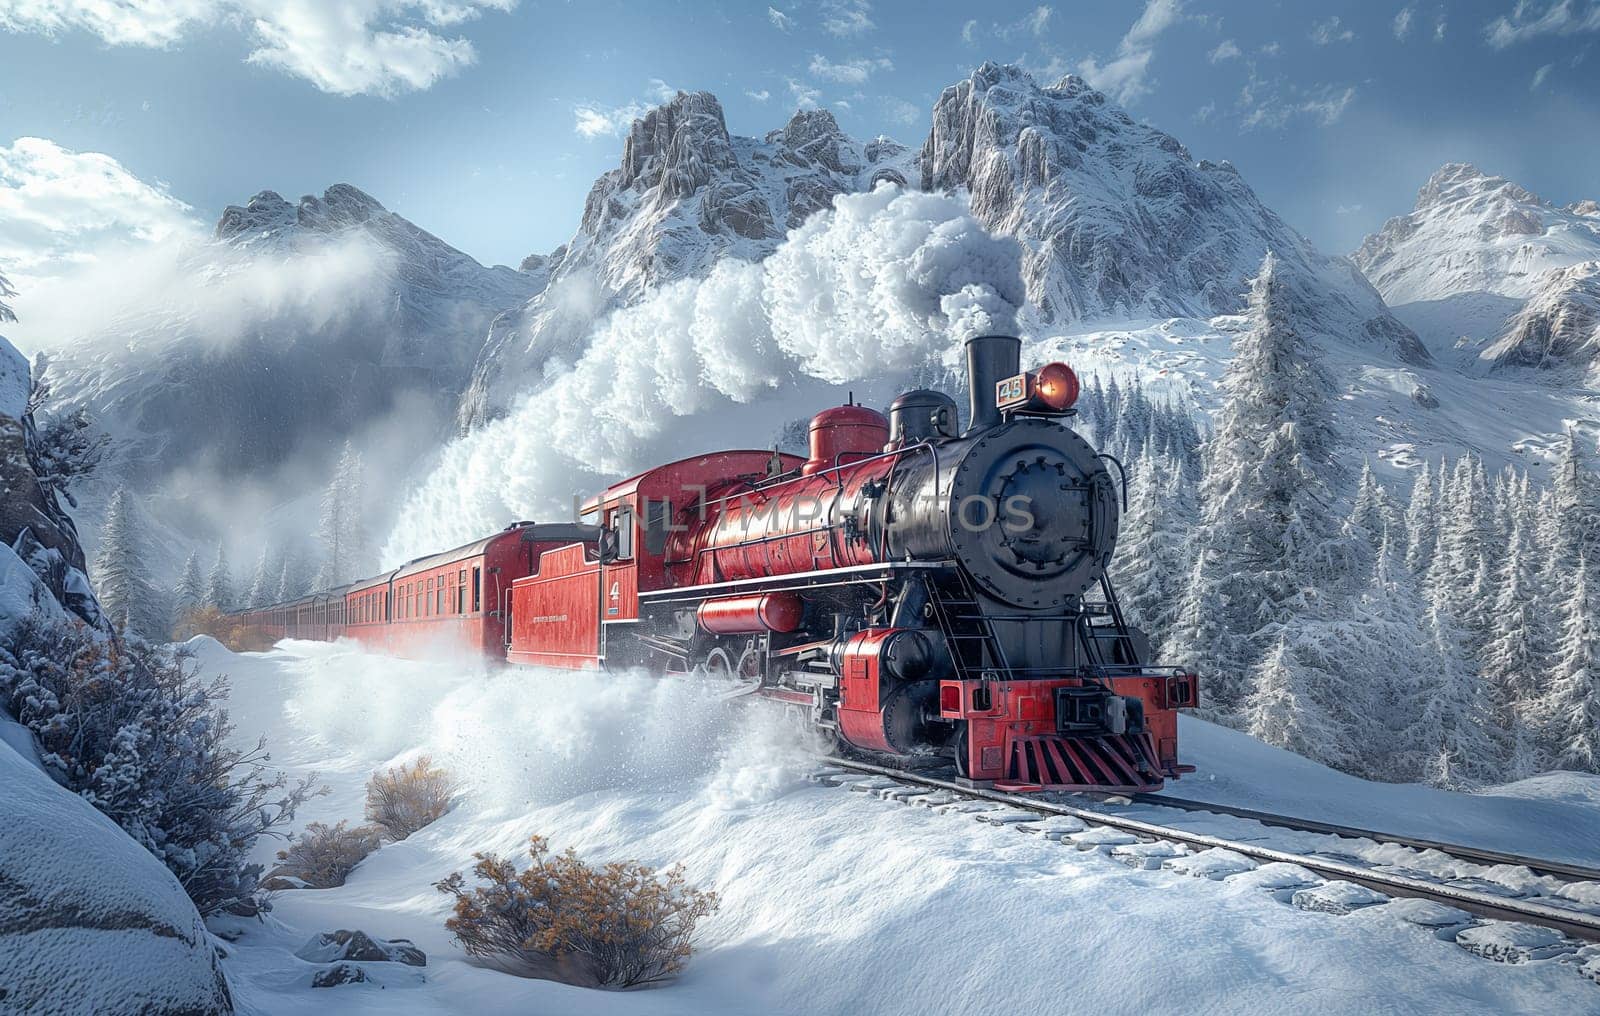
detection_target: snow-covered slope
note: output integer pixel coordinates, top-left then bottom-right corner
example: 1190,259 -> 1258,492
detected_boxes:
458,93 -> 916,426
1355,163 -> 1600,306
1353,163 -> 1600,352
1482,260 -> 1600,376
200,638 -> 1600,1014
921,64 -> 1426,365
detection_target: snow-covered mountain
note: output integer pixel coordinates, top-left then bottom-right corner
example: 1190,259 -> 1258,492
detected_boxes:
458,93 -> 915,426
38,184 -> 536,570
460,66 -> 1428,430
921,64 -> 1426,365
1353,163 -> 1600,358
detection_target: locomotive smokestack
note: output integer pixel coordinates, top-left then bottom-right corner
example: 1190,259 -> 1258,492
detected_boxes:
964,334 -> 1022,435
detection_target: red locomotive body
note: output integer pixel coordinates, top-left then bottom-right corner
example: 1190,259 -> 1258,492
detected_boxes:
231,334 -> 1199,794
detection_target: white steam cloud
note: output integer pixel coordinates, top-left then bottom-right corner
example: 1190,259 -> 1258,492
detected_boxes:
381,185 -> 1024,563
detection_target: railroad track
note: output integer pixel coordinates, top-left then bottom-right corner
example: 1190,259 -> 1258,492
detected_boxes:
812,756 -> 1600,973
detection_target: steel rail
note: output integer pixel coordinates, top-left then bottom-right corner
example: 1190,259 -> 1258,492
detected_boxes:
1129,792 -> 1600,883
821,757 -> 1600,943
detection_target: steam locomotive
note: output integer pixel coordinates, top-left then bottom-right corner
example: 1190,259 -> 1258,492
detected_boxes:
232,335 -> 1198,792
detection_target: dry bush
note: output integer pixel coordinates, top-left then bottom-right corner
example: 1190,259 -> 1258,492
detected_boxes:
435,836 -> 719,989
365,755 -> 459,840
173,606 -> 275,652
269,820 -> 385,889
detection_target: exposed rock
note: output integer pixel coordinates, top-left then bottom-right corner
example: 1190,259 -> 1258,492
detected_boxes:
0,733 -> 233,1014
310,962 -> 369,988
1482,260 -> 1600,377
296,929 -> 426,967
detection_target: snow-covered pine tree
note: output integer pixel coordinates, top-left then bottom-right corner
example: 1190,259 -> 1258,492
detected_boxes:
1243,633 -> 1350,767
1343,461 -> 1388,579
276,549 -> 310,602
173,551 -> 205,622
0,267 -> 15,324
1112,445 -> 1189,646
1402,585 -> 1498,788
1406,461 -> 1441,577
1162,550 -> 1237,716
247,546 -> 277,608
1540,552 -> 1600,773
92,487 -> 167,636
205,544 -> 234,612
1478,504 -> 1552,776
315,442 -> 374,587
1174,253 -> 1351,722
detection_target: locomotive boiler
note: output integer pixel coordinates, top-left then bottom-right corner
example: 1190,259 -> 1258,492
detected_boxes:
233,334 -> 1198,793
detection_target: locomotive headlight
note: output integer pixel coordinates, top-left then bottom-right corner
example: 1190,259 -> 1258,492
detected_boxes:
995,361 -> 1080,415
1034,362 -> 1080,411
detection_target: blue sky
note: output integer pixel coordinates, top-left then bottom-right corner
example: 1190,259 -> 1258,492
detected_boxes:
1,0 -> 1598,278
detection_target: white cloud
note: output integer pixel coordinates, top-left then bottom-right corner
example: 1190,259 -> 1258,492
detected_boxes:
1259,40 -> 1281,56
1532,62 -> 1555,88
767,6 -> 791,31
1486,0 -> 1600,48
1194,100 -> 1216,122
746,88 -> 771,102
0,1 -> 519,97
1078,0 -> 1189,105
821,0 -> 873,37
880,96 -> 920,126
1392,6 -> 1415,40
1435,12 -> 1447,40
0,136 -> 199,288
572,79 -> 677,139
1240,75 -> 1356,130
833,99 -> 852,111
961,18 -> 977,44
1336,203 -> 1363,215
808,53 -> 892,84
787,77 -> 821,109
1310,16 -> 1356,45
1208,39 -> 1240,63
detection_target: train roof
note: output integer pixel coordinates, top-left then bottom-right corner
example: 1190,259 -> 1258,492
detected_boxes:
389,524 -> 533,580
580,449 -> 806,514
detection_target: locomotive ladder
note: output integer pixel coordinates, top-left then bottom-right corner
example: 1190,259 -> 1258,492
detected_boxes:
926,571 -> 1016,683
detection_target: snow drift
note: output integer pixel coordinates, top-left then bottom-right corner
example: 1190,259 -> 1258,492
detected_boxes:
381,185 -> 1024,563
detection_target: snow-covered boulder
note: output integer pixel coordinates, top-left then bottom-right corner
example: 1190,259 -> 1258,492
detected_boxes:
295,929 -> 425,966
0,736 -> 233,1015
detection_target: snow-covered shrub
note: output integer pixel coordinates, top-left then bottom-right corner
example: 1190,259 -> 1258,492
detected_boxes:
365,754 -> 459,840
269,820 -> 384,889
434,835 -> 720,988
0,617 -> 320,915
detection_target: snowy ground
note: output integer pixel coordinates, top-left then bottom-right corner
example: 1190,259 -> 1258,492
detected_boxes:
197,638 -> 1600,1015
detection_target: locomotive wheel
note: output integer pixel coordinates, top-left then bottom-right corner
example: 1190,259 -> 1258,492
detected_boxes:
951,727 -> 969,778
702,647 -> 734,679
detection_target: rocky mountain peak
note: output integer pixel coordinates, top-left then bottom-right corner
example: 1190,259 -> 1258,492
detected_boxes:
1414,162 -> 1541,213
1354,164 -> 1600,309
618,90 -> 735,197
916,63 -> 1422,362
